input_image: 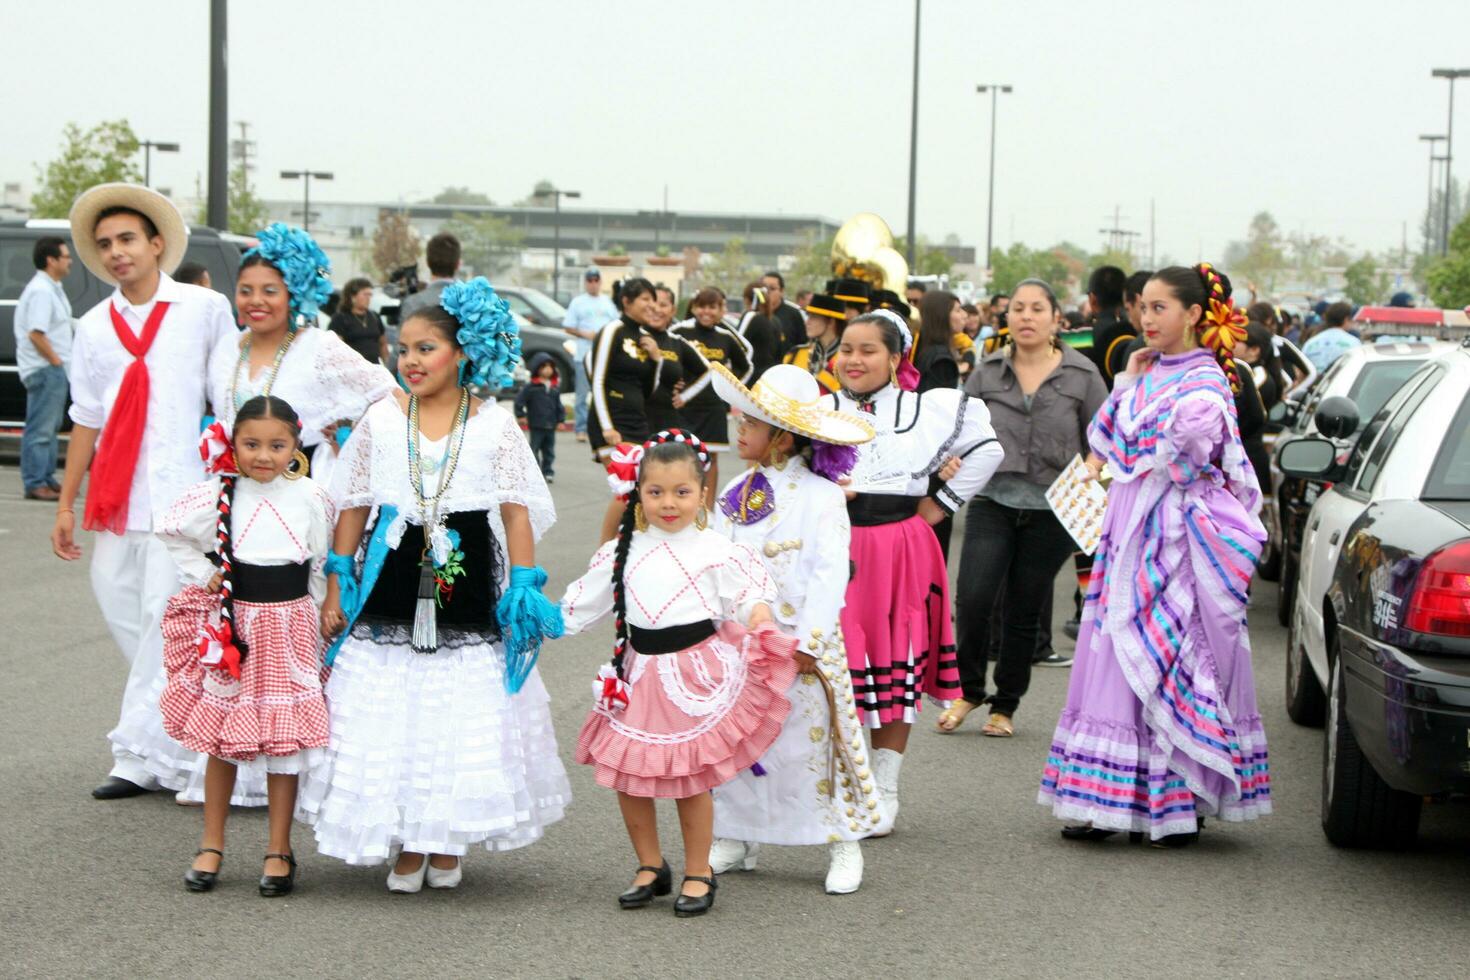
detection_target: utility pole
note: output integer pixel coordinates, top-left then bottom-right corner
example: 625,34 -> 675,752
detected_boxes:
206,0 -> 228,230
976,83 -> 1013,279
1431,69 -> 1470,256
904,0 -> 920,268
1421,134 -> 1447,255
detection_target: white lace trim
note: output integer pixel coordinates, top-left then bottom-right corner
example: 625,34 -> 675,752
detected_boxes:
601,639 -> 751,744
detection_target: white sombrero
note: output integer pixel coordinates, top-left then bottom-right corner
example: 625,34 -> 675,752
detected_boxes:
710,363 -> 874,445
69,183 -> 188,285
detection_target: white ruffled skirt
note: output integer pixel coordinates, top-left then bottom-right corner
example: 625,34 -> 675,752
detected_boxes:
296,632 -> 571,865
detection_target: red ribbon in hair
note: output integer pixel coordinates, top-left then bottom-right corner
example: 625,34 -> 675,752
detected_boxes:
84,301 -> 171,534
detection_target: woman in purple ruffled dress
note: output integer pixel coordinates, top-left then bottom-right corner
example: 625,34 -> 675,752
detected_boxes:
1038,264 -> 1272,848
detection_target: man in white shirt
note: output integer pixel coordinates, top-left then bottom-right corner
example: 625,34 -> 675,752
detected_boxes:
14,236 -> 74,500
51,184 -> 236,800
561,267 -> 618,441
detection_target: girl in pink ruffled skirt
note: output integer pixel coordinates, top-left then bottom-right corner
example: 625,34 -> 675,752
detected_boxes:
157,396 -> 333,897
561,430 -> 798,917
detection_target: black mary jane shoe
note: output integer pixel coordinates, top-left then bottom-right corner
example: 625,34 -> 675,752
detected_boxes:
1060,825 -> 1144,844
618,861 -> 672,909
259,852 -> 297,897
673,875 -> 718,918
184,848 -> 224,893
92,776 -> 153,800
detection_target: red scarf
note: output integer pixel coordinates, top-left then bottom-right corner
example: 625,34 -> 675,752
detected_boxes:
84,300 -> 171,534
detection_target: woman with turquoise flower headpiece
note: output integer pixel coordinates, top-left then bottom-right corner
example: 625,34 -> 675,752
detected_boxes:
301,277 -> 570,893
163,224 -> 398,810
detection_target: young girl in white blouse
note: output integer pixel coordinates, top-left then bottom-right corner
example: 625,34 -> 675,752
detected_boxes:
158,396 -> 333,897
561,430 -> 799,918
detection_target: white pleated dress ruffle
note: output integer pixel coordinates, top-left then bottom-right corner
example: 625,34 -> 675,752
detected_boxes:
296,634 -> 570,864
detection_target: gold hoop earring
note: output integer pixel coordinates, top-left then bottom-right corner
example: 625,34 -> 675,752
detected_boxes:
695,505 -> 708,531
284,449 -> 309,480
633,502 -> 648,532
890,362 -> 899,387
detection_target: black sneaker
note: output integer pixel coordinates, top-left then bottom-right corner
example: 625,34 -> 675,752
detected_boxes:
1036,653 -> 1074,668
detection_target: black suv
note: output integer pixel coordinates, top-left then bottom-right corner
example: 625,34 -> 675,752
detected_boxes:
1,220 -> 243,425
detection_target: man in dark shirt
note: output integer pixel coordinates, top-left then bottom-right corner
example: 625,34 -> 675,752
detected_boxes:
739,280 -> 782,380
761,271 -> 805,357
1086,265 -> 1136,387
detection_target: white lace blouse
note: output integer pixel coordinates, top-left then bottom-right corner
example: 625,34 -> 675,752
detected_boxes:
328,395 -> 556,560
209,327 -> 397,449
830,384 -> 1005,514
561,524 -> 776,634
157,475 -> 335,601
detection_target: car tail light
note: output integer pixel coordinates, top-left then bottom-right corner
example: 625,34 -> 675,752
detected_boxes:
1404,540 -> 1470,637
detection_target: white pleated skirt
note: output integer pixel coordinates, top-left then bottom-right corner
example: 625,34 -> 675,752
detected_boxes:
296,632 -> 571,865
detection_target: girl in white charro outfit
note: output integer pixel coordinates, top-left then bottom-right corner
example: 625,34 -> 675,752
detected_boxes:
705,363 -> 882,894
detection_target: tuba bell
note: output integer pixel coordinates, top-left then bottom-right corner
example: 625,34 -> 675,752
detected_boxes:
831,212 -> 909,295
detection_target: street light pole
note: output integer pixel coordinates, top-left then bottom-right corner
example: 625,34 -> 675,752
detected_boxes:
976,84 -> 1013,280
280,170 -> 333,232
1420,134 -> 1447,256
547,187 -> 581,303
139,140 -> 180,188
1432,68 -> 1470,256
905,0 -> 921,268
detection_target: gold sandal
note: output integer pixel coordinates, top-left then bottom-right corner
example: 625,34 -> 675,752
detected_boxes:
981,713 -> 1014,738
936,699 -> 980,733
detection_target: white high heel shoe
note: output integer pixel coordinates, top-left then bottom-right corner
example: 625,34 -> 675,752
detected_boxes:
709,838 -> 759,874
425,857 -> 462,889
387,853 -> 429,893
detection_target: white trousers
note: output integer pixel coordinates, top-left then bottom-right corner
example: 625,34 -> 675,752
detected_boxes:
91,530 -> 184,786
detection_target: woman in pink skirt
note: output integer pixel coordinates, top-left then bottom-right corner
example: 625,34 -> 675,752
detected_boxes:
157,396 -> 334,896
829,311 -> 1004,832
562,430 -> 798,917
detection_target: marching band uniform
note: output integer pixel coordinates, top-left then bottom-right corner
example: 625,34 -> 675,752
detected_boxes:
644,327 -> 707,433
587,315 -> 657,460
670,316 -> 753,450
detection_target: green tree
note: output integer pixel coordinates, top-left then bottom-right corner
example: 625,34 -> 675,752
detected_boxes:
786,232 -> 835,294
370,210 -> 421,280
702,237 -> 759,297
30,119 -> 142,217
197,162 -> 269,233
987,243 -> 1070,296
424,186 -> 494,206
516,180 -> 557,207
442,211 -> 524,279
1224,211 -> 1288,294
1342,253 -> 1387,306
1426,214 -> 1470,308
1088,248 -> 1135,275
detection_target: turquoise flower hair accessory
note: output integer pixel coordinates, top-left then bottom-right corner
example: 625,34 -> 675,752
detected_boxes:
243,222 -> 333,320
441,277 -> 522,390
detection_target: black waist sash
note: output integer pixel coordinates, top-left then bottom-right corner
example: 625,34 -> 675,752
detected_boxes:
232,561 -> 310,602
629,619 -> 717,655
847,493 -> 920,527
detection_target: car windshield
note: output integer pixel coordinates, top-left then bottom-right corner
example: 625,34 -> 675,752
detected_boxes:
1345,360 -> 1426,422
517,288 -> 567,321
1423,392 -> 1470,501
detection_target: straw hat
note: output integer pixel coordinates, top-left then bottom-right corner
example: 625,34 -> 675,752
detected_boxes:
68,183 -> 188,285
710,363 -> 873,445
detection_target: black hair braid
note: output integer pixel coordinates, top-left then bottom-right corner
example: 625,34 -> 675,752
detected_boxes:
608,499 -> 638,682
215,474 -> 249,661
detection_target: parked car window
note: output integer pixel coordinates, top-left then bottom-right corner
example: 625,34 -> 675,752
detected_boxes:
1422,392 -> 1470,501
1353,367 -> 1443,494
1344,360 -> 1428,424
1342,368 -> 1433,487
501,293 -> 541,323
183,243 -> 234,298
0,236 -> 32,301
1295,361 -> 1343,433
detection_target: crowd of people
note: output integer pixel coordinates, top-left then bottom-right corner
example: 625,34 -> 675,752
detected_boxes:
33,180 -> 1295,918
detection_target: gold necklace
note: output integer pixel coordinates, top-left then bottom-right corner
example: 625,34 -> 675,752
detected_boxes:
231,328 -> 297,409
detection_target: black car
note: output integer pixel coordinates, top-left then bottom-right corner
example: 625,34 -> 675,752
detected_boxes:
1277,343 -> 1470,849
1,220 -> 243,425
1266,342 -> 1447,628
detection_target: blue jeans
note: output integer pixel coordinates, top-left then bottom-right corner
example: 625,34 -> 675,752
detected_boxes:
572,356 -> 591,434
528,427 -> 556,477
20,364 -> 68,492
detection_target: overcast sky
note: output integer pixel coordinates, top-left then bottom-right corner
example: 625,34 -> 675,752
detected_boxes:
5,0 -> 1468,266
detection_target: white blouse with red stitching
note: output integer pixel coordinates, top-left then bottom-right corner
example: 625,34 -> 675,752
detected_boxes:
561,523 -> 775,634
157,474 -> 336,601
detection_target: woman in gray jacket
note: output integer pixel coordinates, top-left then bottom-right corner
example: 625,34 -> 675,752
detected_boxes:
938,279 -> 1108,737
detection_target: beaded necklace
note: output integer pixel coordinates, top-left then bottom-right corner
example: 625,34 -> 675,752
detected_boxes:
406,387 -> 471,653
231,327 -> 298,409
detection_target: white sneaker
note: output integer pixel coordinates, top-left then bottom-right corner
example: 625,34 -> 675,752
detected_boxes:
824,841 -> 863,894
425,857 -> 462,889
387,853 -> 429,893
709,838 -> 759,873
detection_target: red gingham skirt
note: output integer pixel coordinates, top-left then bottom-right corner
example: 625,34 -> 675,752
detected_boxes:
160,585 -> 329,762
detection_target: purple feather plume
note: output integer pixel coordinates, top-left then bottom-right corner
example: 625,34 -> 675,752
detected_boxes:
810,441 -> 858,482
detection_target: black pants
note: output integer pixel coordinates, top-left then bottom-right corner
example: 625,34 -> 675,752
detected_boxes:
955,498 -> 1076,716
528,427 -> 556,477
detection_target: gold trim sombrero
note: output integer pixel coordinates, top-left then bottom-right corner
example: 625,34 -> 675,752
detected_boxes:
710,362 -> 873,445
